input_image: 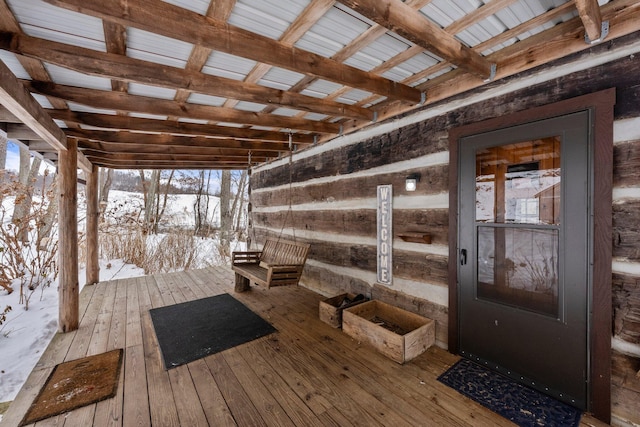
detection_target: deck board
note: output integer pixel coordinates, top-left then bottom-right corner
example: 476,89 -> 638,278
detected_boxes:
2,267 -> 607,427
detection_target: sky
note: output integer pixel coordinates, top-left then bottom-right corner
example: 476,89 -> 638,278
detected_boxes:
4,140 -> 19,172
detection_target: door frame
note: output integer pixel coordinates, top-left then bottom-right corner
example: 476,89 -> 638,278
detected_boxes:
448,89 -> 614,422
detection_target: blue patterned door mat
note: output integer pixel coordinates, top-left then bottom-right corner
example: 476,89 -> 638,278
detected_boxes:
437,358 -> 582,427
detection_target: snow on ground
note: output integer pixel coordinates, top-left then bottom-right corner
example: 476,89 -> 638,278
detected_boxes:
0,189 -> 245,414
0,260 -> 145,405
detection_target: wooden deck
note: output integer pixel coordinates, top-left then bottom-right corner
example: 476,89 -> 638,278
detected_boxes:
2,267 -> 608,427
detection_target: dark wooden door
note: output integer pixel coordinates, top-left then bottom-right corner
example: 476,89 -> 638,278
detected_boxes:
458,111 -> 591,409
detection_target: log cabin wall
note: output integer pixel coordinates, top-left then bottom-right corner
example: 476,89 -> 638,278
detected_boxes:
250,33 -> 640,410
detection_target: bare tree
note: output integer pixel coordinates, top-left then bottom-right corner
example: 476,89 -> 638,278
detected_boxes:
193,170 -> 211,236
219,170 -> 232,257
232,170 -> 248,234
139,169 -> 160,233
12,146 -> 41,242
98,167 -> 113,218
154,169 -> 174,233
0,132 -> 7,171
37,172 -> 58,246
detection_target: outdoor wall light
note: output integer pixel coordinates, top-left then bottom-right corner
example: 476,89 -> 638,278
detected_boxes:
405,173 -> 421,192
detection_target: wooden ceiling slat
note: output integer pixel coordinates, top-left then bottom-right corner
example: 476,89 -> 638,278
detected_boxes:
335,0 -> 494,79
1,32 -> 373,121
24,80 -> 341,134
43,0 -> 423,103
49,110 -> 315,144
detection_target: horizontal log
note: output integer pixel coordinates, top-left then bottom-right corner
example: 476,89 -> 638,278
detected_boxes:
613,201 -> 640,260
252,124 -> 449,188
614,140 -> 640,188
613,273 -> 640,344
252,209 -> 448,245
252,164 -> 449,204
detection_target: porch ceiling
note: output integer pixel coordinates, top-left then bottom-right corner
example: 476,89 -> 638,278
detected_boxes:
0,0 -> 639,170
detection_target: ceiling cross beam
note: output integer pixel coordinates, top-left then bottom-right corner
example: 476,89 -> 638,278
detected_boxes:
43,0 -> 423,103
0,32 -> 373,121
48,110 -> 315,144
335,0 -> 495,79
24,80 -> 342,134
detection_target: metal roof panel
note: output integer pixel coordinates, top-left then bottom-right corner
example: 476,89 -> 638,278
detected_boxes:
127,28 -> 193,68
8,0 -> 105,48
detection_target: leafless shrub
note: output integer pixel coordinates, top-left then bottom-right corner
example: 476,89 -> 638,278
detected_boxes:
0,173 -> 58,310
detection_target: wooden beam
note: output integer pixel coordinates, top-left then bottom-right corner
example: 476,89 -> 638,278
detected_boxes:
172,0 -> 235,106
43,0 -> 423,103
58,137 -> 78,332
24,80 -> 341,134
335,0 -> 494,79
103,21 -> 128,93
85,164 -> 99,286
76,139 -> 279,158
575,0 -> 604,42
445,0 -> 518,36
89,161 -> 249,170
81,150 -> 269,163
66,129 -> 293,152
0,32 -> 373,121
0,60 -> 67,151
0,104 -> 20,122
49,110 -> 316,144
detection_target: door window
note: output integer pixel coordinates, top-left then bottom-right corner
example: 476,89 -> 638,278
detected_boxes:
475,137 -> 561,317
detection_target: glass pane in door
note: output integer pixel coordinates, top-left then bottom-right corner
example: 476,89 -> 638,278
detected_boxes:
475,137 -> 561,225
475,137 -> 561,317
477,227 -> 559,317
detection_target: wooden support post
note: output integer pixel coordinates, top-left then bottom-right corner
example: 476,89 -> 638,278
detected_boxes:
58,138 -> 79,332
86,164 -> 99,285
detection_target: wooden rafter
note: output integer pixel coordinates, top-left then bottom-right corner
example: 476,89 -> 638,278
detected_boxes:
0,60 -> 66,151
24,80 -> 342,134
0,32 -> 373,121
66,129 -> 296,152
43,0 -> 423,103
48,110 -> 315,144
335,0 -> 494,79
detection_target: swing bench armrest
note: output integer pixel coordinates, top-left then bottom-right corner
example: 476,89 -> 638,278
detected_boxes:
232,251 -> 262,265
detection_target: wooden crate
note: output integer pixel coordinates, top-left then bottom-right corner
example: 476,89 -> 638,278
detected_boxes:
319,293 -> 368,328
342,300 -> 435,363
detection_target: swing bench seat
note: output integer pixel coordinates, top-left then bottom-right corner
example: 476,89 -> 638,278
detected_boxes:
232,238 -> 310,292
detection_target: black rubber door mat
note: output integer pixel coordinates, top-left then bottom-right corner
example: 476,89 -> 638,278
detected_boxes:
149,293 -> 276,369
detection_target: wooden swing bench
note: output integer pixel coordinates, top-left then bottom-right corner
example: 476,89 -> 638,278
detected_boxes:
232,238 -> 310,292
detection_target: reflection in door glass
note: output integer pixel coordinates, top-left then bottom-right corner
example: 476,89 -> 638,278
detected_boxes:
476,137 -> 561,225
475,137 -> 561,317
477,227 -> 559,317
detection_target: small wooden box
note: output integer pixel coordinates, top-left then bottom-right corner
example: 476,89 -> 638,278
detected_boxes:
319,293 -> 368,328
342,300 -> 435,363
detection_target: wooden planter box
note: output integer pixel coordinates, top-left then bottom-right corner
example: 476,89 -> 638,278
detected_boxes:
319,293 -> 368,328
342,300 -> 435,363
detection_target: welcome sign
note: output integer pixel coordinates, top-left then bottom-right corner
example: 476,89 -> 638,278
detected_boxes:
377,184 -> 392,284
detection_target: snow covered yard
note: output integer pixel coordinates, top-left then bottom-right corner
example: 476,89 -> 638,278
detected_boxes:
0,189 -> 246,418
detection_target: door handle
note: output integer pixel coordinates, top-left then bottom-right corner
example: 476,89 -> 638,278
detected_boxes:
460,249 -> 467,266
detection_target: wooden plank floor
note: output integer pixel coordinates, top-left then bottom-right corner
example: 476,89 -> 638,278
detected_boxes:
2,267 -> 608,427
